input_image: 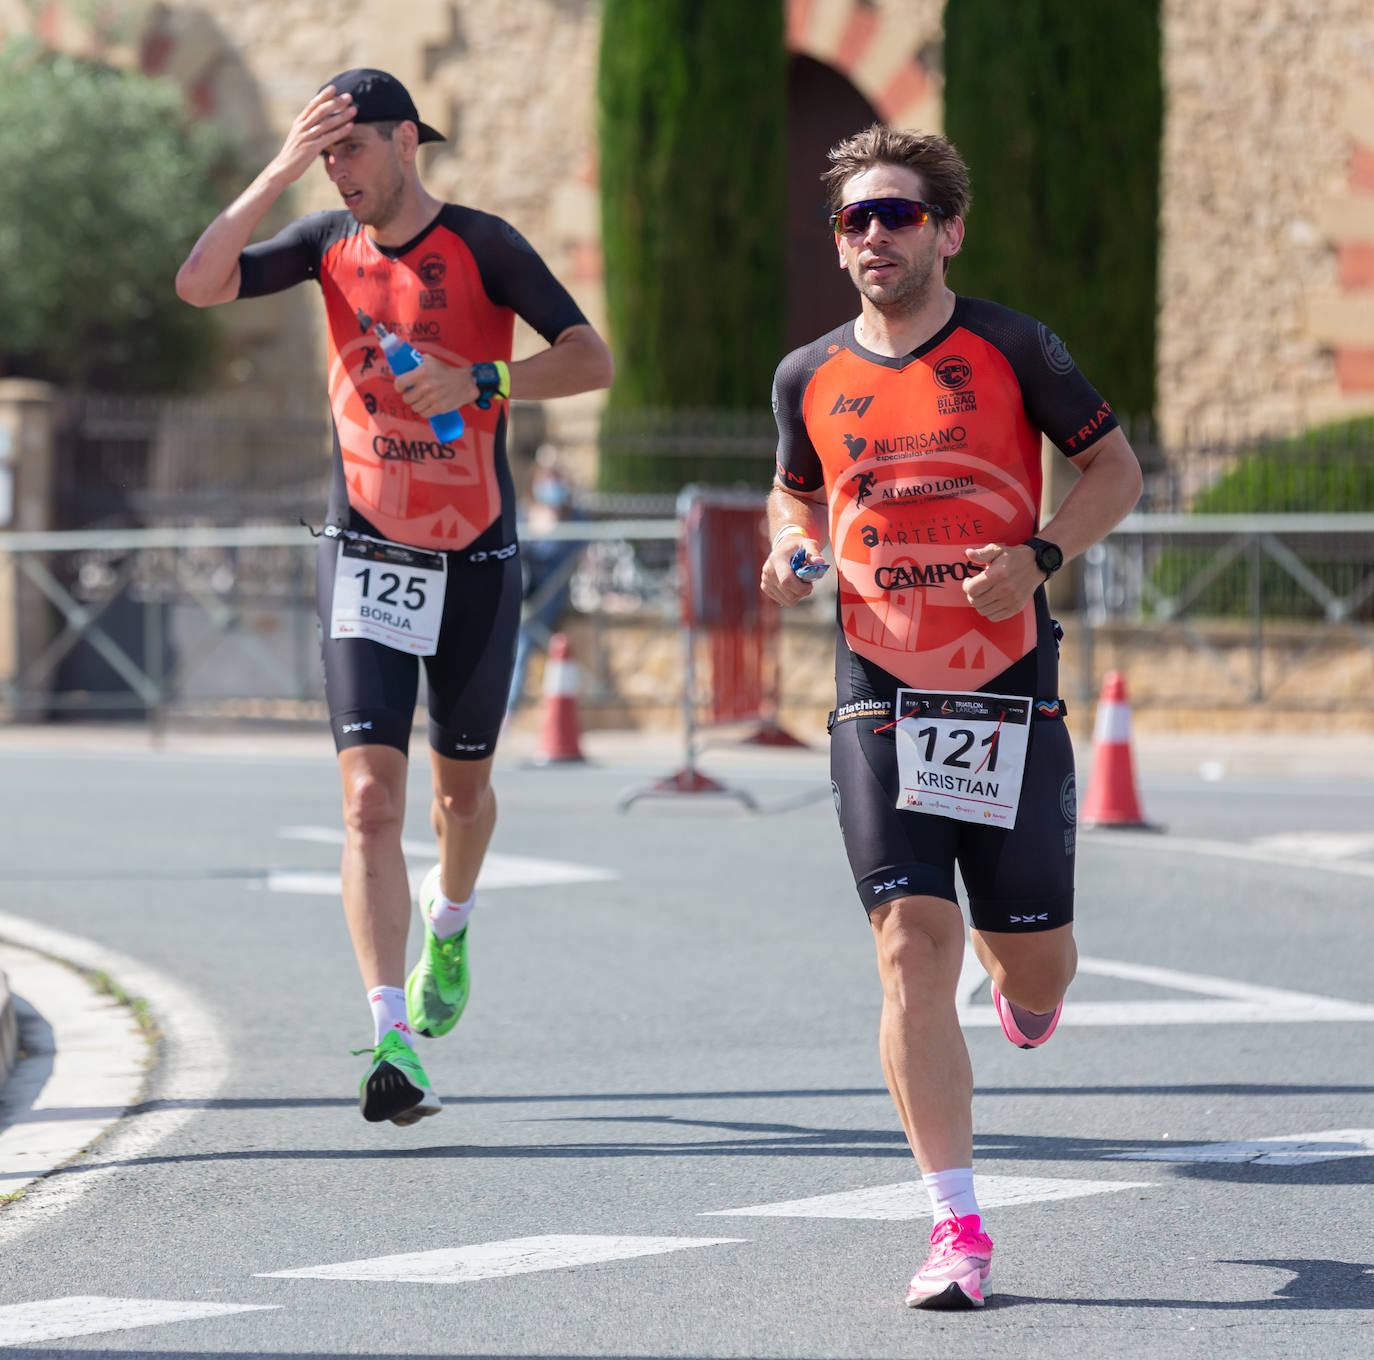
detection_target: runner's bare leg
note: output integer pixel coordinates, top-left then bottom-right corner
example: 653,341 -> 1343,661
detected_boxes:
429,750 -> 497,901
871,895 -> 975,1171
338,744 -> 412,989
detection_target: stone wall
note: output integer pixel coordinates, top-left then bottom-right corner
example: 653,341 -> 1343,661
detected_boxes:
1158,0 -> 1374,445
0,0 -> 607,474
5,0 -> 1374,458
529,609 -> 1374,744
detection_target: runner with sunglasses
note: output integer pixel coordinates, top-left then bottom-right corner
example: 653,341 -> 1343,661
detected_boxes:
176,69 -> 613,1127
760,125 -> 1141,1309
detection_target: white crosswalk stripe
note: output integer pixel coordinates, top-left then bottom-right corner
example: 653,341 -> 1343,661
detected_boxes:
269,827 -> 617,895
0,1297 -> 276,1347
956,947 -> 1374,1027
258,1234 -> 745,1283
702,1173 -> 1151,1220
1107,1128 -> 1374,1165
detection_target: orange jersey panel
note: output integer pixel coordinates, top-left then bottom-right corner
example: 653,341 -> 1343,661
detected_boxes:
319,228 -> 512,550
773,299 -> 1116,690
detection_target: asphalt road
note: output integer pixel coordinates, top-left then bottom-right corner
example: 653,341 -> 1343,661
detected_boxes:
0,729 -> 1371,1359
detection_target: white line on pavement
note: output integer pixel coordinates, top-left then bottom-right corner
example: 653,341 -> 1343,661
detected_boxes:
956,947 -> 1374,1026
702,1173 -> 1152,1220
1088,828 -> 1374,880
258,1234 -> 745,1283
1107,1129 -> 1374,1165
273,827 -> 617,894
1251,832 -> 1374,860
0,1296 -> 276,1347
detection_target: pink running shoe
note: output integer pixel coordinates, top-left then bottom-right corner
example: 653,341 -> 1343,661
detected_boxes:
991,983 -> 1063,1049
906,1212 -> 994,1309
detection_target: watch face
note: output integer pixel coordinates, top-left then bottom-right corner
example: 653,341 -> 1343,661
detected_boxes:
1040,542 -> 1063,573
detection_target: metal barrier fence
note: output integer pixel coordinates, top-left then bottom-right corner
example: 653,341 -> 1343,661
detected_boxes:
0,521 -> 676,725
1080,513 -> 1374,704
1,513 -> 1371,723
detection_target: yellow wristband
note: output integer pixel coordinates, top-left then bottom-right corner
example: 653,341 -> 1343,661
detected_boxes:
494,360 -> 510,400
771,524 -> 806,550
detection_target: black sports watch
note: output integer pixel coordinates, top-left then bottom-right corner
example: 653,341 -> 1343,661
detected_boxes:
1023,536 -> 1064,580
471,361 -> 509,410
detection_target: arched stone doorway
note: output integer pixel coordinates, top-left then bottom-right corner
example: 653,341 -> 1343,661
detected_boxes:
786,55 -> 879,352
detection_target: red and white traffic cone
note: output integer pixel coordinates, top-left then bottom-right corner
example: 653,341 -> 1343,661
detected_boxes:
1080,670 -> 1154,829
533,632 -> 586,764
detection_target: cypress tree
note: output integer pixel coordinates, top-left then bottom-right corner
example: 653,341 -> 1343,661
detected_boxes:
597,1 -> 786,491
943,1 -> 1161,430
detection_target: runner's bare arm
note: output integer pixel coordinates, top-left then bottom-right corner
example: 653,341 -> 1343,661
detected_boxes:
175,87 -> 357,307
504,324 -> 615,399
762,483 -> 829,606
963,427 -> 1143,622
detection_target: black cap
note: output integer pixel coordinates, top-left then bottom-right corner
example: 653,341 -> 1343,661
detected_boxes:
321,68 -> 445,144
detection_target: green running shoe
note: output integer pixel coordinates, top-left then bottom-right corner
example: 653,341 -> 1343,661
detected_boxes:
405,863 -> 470,1038
357,1030 -> 441,1125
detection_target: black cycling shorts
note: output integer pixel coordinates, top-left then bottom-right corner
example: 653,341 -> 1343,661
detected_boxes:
829,640 -> 1076,934
315,535 -> 522,759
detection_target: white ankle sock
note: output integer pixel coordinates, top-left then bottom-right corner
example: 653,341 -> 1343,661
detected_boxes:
368,985 -> 413,1047
429,885 -> 474,941
922,1167 -> 980,1223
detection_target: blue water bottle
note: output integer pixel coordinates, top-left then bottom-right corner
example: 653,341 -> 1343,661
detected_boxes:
372,322 -> 465,444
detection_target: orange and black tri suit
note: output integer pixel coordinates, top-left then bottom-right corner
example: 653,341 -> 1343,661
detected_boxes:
238,206 -> 588,756
772,296 -> 1118,928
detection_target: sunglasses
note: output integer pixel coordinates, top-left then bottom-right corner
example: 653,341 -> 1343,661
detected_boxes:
829,198 -> 945,235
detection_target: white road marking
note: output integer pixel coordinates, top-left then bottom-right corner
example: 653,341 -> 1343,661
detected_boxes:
272,827 -> 617,895
1108,1129 -> 1374,1166
0,1297 -> 276,1347
703,1174 -> 1151,1220
259,1234 -> 743,1283
956,947 -> 1374,1026
1088,827 -> 1374,880
1250,831 -> 1374,861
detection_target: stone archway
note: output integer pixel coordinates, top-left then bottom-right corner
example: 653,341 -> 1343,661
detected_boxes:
785,0 -> 943,131
5,1 -> 274,152
783,1 -> 945,350
786,56 -> 878,351
1310,83 -> 1374,401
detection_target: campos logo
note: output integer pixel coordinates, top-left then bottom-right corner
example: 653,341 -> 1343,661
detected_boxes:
418,253 -> 446,286
933,356 -> 972,391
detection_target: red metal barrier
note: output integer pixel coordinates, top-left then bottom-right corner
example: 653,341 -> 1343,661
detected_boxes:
619,489 -> 804,811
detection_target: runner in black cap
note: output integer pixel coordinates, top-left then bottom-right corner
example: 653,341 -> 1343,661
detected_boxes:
176,71 -> 614,1128
322,68 -> 446,144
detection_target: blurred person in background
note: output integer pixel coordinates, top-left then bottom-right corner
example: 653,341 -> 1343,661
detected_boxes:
759,125 -> 1140,1309
176,68 -> 613,1127
507,447 -> 585,718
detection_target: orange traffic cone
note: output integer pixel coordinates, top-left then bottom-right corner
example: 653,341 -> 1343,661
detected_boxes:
1080,671 -> 1155,829
532,633 -> 586,764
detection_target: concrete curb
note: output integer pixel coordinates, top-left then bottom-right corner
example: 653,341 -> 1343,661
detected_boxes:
0,944 -> 148,1199
0,914 -> 226,1243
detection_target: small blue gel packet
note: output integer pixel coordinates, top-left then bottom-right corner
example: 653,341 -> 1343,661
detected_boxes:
789,545 -> 830,581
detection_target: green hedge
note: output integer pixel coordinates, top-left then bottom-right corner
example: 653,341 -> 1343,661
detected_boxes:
596,2 -> 785,492
0,41 -> 229,392
943,1 -> 1161,429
